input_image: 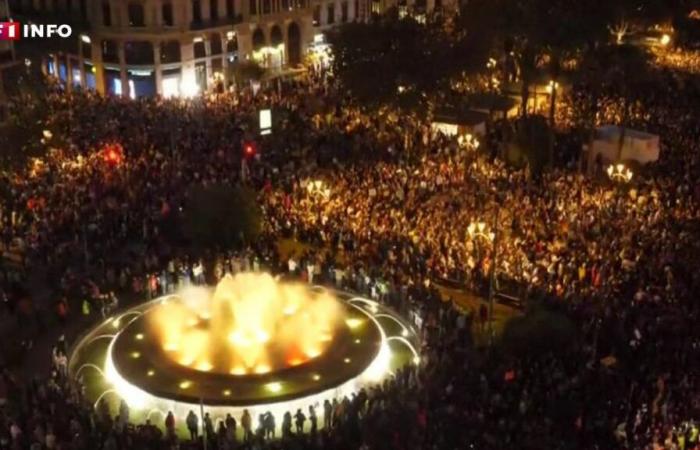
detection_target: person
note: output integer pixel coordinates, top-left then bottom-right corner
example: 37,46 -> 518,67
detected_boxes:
309,405 -> 318,435
119,399 -> 129,425
204,412 -> 214,442
282,411 -> 293,437
81,298 -> 91,317
264,412 -> 275,439
186,410 -> 199,440
256,414 -> 266,439
164,411 -> 176,440
225,412 -> 237,439
323,399 -> 332,429
294,408 -> 306,434
241,408 -> 252,442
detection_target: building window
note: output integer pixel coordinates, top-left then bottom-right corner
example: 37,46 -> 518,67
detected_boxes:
341,1 -> 348,22
313,5 -> 320,25
192,0 -> 202,23
210,0 -> 218,19
371,0 -> 380,14
226,37 -> 238,53
124,41 -> 154,65
102,39 -> 118,63
162,2 -> 174,26
226,0 -> 235,17
128,3 -> 145,27
81,41 -> 92,59
194,39 -> 206,58
262,0 -> 270,14
160,41 -> 181,64
102,2 -> 111,26
327,4 -> 335,24
249,0 -> 257,15
210,33 -> 222,54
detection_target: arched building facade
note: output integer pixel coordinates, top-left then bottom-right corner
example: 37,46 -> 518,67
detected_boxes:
9,0 -> 314,97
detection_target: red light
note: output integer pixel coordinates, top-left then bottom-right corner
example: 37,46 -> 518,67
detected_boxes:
102,143 -> 124,165
244,144 -> 254,156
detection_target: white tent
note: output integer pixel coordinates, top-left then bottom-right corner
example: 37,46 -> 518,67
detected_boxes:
588,125 -> 660,167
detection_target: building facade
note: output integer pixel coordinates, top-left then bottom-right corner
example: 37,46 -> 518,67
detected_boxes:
0,0 -> 16,98
10,0 -> 319,97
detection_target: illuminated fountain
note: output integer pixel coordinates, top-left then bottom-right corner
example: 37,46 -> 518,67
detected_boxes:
69,273 -> 419,429
150,273 -> 341,375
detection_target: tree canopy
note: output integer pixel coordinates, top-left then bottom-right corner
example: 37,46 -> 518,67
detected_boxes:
327,14 -> 488,108
182,184 -> 262,253
500,307 -> 578,355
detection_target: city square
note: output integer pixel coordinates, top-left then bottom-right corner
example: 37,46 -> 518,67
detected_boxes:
1,1 -> 700,450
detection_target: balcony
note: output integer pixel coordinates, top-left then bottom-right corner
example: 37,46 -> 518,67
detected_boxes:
190,15 -> 243,31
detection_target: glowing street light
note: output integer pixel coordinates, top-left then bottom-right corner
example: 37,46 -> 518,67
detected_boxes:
467,219 -> 499,345
306,180 -> 330,198
546,80 -> 559,94
457,133 -> 480,150
467,221 -> 495,243
607,163 -> 633,183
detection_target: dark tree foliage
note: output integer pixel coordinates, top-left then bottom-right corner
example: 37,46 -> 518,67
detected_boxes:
182,185 -> 262,254
327,15 -> 487,108
505,114 -> 553,178
231,61 -> 266,85
500,307 -> 578,355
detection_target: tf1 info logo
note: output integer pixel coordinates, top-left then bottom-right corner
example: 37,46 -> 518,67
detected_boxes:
0,22 -> 73,40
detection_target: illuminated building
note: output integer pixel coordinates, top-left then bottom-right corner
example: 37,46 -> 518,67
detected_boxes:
9,0 -> 314,97
0,0 -> 17,118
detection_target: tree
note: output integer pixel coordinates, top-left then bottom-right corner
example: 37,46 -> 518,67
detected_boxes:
500,307 -> 578,355
182,185 -> 262,255
480,0 -> 611,119
230,61 -> 266,86
327,15 -> 487,109
594,44 -> 652,159
505,115 -> 553,179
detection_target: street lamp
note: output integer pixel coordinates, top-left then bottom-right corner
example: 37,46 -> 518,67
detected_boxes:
467,221 -> 494,243
607,163 -> 633,183
306,180 -> 330,198
467,219 -> 498,345
458,134 -> 480,150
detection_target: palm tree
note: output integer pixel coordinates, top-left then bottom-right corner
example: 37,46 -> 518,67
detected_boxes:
596,44 -> 651,159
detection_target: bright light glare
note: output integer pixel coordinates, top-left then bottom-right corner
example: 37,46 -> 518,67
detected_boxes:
266,382 -> 282,393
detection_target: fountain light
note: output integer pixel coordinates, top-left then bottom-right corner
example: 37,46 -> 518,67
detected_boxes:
255,365 -> 271,374
344,358 -> 351,364
230,366 -> 247,375
196,361 -> 213,372
179,381 -> 192,390
135,333 -> 144,340
312,374 -> 321,381
131,352 -> 141,359
266,382 -> 282,393
147,370 -> 155,377
345,318 -> 363,329
222,389 -> 231,396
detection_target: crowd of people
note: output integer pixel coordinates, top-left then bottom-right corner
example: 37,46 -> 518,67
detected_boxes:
0,57 -> 699,450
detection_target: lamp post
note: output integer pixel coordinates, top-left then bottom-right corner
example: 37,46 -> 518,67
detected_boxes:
306,179 -> 330,199
606,163 -> 633,183
467,214 -> 499,345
